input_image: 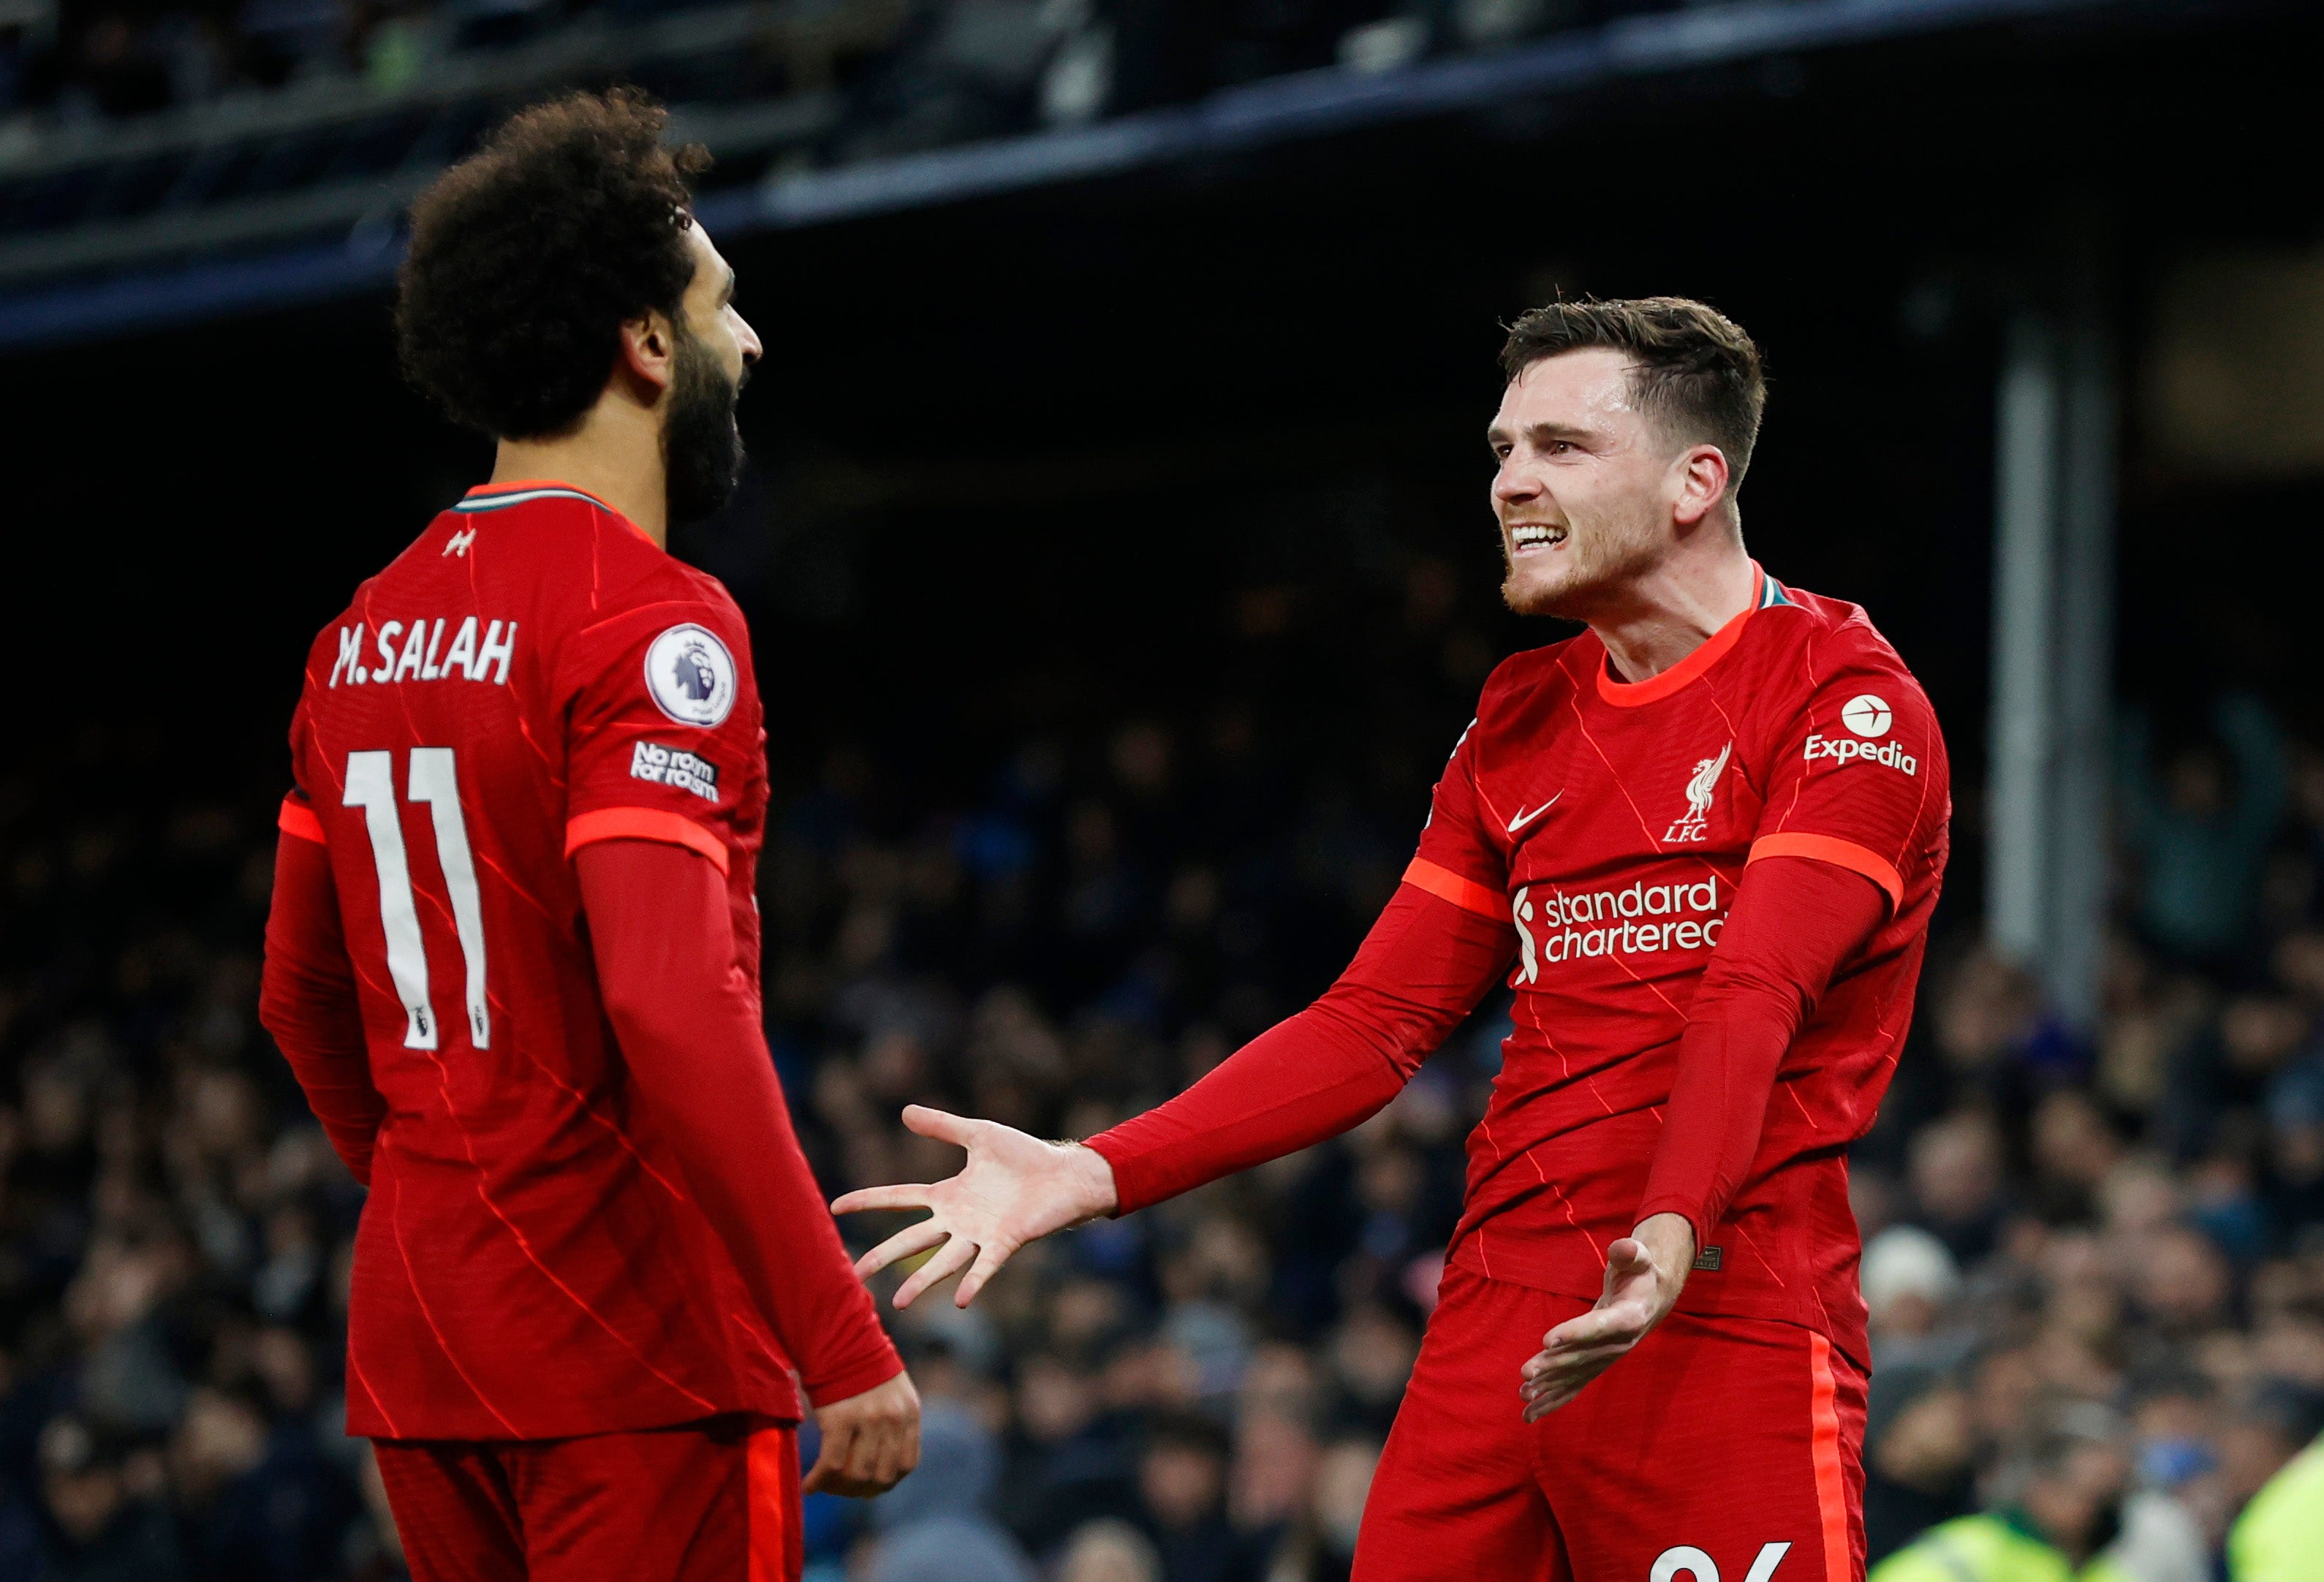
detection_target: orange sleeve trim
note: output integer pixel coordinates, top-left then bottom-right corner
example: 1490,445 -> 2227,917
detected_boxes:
1401,858 -> 1507,920
565,807 -> 730,875
278,797 -> 326,846
1748,832 -> 1902,912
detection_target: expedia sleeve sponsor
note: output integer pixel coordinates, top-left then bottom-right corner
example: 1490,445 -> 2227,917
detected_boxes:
1803,732 -> 1918,776
1803,690 -> 1919,775
629,741 -> 722,803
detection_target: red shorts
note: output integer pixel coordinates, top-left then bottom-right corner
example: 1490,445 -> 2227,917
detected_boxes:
1356,1265 -> 1866,1582
372,1415 -> 801,1582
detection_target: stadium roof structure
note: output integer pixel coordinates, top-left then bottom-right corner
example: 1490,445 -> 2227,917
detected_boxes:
0,0 -> 2239,354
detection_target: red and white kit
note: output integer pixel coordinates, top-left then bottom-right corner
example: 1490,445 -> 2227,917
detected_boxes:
260,482 -> 899,1580
1090,569 -> 1950,1582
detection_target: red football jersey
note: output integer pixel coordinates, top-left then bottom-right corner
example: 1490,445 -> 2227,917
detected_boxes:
281,480 -> 864,1439
1409,568 -> 1949,1365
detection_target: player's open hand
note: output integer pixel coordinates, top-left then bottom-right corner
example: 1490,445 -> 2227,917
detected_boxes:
1518,1212 -> 1695,1421
803,1370 -> 922,1498
830,1105 -> 1119,1310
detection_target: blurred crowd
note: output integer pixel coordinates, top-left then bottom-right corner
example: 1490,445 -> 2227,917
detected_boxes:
0,0 -> 684,124
0,0 -> 1682,135
3,635 -> 2323,1581
1851,693 -> 2324,1578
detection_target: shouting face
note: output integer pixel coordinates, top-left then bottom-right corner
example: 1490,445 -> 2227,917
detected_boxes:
1486,348 -> 1714,621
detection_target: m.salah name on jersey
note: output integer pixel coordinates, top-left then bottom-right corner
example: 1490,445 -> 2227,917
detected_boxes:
324,619 -> 517,687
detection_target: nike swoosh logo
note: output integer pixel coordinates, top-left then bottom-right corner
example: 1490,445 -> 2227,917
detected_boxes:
1507,793 -> 1562,833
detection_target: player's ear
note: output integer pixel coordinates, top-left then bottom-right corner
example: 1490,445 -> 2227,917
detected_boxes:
1671,444 -> 1730,528
616,311 -> 678,395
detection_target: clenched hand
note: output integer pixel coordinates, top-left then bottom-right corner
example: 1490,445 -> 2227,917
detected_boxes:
831,1105 -> 1119,1310
803,1370 -> 921,1497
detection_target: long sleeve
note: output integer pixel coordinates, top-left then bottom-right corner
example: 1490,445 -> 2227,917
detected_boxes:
1633,856 -> 1887,1249
1088,882 -> 1513,1215
575,838 -> 902,1407
260,826 -> 388,1186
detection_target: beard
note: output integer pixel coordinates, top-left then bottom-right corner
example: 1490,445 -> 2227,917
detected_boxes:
663,325 -> 746,526
1499,507 -> 1663,620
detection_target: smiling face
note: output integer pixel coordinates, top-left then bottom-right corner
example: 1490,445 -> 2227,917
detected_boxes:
1487,347 -> 1706,621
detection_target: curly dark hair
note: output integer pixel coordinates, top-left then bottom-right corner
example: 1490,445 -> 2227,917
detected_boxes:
396,88 -> 711,440
1500,297 -> 1766,493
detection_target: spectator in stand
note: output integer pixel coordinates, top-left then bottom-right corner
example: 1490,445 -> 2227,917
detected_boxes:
168,1379 -> 353,1582
1134,1412 -> 1249,1582
1057,1518 -> 1165,1582
30,1414 -> 184,1582
2211,1387 -> 2324,1578
1863,1225 -> 1966,1366
2120,696 -> 2287,971
2228,1425 -> 2323,1581
1909,1110 -> 2014,1265
1864,1363 -> 1977,1565
1873,1407 -> 2136,1582
865,1397 -> 1034,1582
2264,1059 -> 2324,1232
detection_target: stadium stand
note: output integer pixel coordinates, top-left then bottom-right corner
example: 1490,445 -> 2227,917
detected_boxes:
0,1 -> 899,288
0,0 -> 2167,317
0,0 -> 1638,281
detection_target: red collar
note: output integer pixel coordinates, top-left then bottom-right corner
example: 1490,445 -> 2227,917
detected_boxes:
1594,567 -> 1765,708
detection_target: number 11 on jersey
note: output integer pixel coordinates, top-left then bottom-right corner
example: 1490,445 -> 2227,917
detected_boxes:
344,748 -> 492,1051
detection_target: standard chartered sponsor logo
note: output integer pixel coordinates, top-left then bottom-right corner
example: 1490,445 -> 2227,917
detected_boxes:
1512,876 -> 1725,981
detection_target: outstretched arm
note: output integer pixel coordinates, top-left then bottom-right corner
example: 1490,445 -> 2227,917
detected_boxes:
577,839 -> 917,1496
1087,879 -> 1513,1209
1518,855 -> 1884,1419
836,878 -> 1513,1309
